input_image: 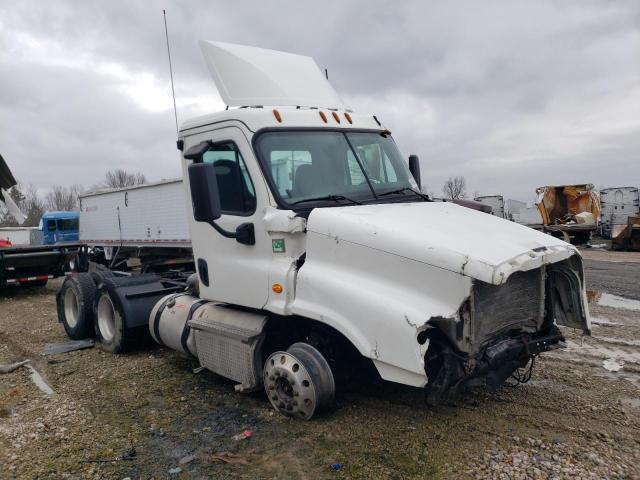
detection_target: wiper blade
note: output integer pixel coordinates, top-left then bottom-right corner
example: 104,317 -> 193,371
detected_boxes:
291,194 -> 363,206
378,187 -> 430,201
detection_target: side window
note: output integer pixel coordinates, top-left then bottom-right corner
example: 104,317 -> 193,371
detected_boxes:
269,150 -> 312,197
57,218 -> 79,231
202,142 -> 256,215
46,219 -> 56,232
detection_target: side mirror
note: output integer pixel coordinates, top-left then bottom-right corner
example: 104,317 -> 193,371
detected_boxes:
188,162 -> 221,222
408,155 -> 421,190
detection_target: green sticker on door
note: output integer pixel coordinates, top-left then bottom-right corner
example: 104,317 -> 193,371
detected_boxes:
272,239 -> 285,253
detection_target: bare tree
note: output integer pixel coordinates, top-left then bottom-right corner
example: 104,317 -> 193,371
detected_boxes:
442,176 -> 467,200
44,185 -> 83,211
103,169 -> 147,188
23,184 -> 46,226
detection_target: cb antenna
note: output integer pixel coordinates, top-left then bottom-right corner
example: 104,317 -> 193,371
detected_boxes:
163,9 -> 179,135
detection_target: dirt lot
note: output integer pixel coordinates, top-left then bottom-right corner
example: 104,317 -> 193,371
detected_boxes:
1,249 -> 639,480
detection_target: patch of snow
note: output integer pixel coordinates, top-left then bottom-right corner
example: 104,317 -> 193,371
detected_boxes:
598,293 -> 640,311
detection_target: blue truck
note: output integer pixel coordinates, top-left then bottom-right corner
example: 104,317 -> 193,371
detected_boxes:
41,211 -> 80,244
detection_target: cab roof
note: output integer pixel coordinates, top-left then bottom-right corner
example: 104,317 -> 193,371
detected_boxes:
179,107 -> 385,135
42,211 -> 79,219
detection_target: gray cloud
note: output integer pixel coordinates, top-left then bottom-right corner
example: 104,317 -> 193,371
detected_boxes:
0,0 -> 639,202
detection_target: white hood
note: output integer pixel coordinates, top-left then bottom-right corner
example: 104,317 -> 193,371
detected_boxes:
306,201 -> 577,285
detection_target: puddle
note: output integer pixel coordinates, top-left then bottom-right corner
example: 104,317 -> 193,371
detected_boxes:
620,397 -> 640,409
597,293 -> 640,311
26,365 -> 55,395
551,339 -> 640,366
595,371 -> 640,388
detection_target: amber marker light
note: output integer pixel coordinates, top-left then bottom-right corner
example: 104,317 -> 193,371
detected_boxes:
344,112 -> 353,124
319,111 -> 328,123
272,283 -> 283,294
332,111 -> 341,123
273,109 -> 282,122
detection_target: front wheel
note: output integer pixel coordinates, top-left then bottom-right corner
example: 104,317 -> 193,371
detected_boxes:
263,342 -> 335,420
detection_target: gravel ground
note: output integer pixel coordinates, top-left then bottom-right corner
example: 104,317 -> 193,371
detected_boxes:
1,250 -> 639,479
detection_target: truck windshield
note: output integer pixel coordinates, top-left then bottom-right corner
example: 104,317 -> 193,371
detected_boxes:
254,131 -> 416,207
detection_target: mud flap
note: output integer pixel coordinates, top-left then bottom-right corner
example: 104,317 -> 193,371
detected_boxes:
549,264 -> 590,333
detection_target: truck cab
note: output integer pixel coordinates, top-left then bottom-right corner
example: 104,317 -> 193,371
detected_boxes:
41,211 -> 80,245
179,42 -> 590,409
67,41 -> 591,420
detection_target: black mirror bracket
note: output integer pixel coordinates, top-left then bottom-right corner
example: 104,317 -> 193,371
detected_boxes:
207,221 -> 255,246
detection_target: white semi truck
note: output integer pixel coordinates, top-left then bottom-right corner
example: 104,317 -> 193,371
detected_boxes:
57,41 -> 591,419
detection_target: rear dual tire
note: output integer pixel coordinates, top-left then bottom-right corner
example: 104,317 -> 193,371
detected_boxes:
93,277 -> 153,354
56,273 -> 96,339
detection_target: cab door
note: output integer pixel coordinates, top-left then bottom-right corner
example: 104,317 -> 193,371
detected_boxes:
183,126 -> 272,308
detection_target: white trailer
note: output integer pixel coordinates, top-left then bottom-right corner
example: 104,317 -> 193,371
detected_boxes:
474,195 -> 505,218
600,186 -> 640,238
79,179 -> 190,248
0,227 -> 39,245
57,41 -> 591,419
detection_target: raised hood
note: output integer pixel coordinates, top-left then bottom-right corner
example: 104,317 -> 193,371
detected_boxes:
306,202 -> 577,285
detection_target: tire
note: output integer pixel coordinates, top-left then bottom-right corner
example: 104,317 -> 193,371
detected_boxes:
93,283 -> 147,354
56,273 -> 96,339
94,287 -> 125,353
263,342 -> 335,420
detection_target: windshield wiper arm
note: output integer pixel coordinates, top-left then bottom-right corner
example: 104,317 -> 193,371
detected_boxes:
291,194 -> 363,206
378,187 -> 430,201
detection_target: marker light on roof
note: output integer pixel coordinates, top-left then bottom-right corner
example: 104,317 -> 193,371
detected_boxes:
319,111 -> 328,123
332,112 -> 341,123
273,109 -> 282,123
344,112 -> 353,124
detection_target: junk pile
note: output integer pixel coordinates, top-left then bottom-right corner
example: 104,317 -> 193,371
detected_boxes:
535,184 -> 601,244
611,215 -> 640,251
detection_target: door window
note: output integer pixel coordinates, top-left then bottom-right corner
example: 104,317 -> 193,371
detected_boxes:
57,218 -> 79,231
202,142 -> 256,215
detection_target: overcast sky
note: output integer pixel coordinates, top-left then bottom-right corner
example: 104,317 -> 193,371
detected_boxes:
1,1 -> 639,203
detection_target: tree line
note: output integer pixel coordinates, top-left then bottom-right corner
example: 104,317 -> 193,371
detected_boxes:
0,169 -> 147,227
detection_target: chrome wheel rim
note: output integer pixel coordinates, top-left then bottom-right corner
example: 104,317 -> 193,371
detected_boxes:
64,288 -> 79,328
96,294 -> 117,342
264,351 -> 318,420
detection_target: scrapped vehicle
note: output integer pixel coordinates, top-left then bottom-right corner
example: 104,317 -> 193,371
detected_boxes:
57,41 -> 591,418
611,215 -> 640,251
536,184 -> 600,244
